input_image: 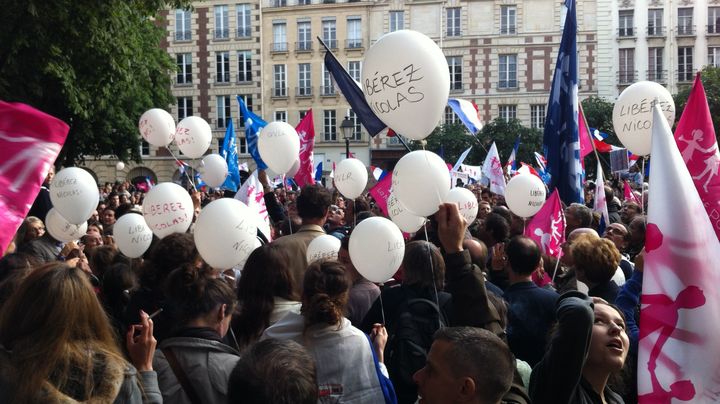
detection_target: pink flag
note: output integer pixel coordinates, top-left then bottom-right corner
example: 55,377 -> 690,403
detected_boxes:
524,190 -> 565,258
368,172 -> 392,216
637,104 -> 720,402
578,104 -> 593,163
673,73 -> 720,242
235,170 -> 272,242
623,180 -> 640,204
0,101 -> 68,255
294,109 -> 316,188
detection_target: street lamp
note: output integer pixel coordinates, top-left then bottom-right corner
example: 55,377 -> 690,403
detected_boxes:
340,115 -> 354,158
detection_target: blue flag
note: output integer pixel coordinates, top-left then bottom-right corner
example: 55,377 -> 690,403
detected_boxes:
543,0 -> 583,205
220,117 -> 241,191
320,39 -> 386,136
315,162 -> 323,182
237,95 -> 268,170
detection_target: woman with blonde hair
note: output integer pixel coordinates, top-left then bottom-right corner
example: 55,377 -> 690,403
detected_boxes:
0,262 -> 159,403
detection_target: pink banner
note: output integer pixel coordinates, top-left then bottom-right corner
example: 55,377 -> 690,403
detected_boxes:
578,104 -> 593,164
673,73 -> 720,242
294,109 -> 316,188
524,190 -> 565,258
0,101 -> 69,254
369,173 -> 392,217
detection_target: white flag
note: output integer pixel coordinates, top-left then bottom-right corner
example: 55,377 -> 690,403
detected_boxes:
481,142 -> 506,195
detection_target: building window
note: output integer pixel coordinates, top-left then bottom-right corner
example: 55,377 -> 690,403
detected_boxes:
498,105 -> 517,122
239,137 -> 248,154
709,7 -> 720,33
447,8 -> 461,37
348,110 -> 362,140
648,47 -> 664,81
298,0 -> 311,5
390,11 -> 404,32
140,140 -> 150,156
323,19 -> 337,49
348,61 -> 361,82
273,22 -> 287,52
298,63 -> 312,96
297,21 -> 312,51
174,9 -> 191,41
217,96 -> 231,128
176,53 -> 192,84
448,56 -> 462,91
299,110 -> 308,121
648,9 -> 663,36
618,48 -> 635,84
177,97 -> 193,121
710,47 -> 720,67
347,17 -> 362,48
214,5 -> 229,39
500,5 -> 517,34
273,64 -> 287,97
322,64 -> 335,96
445,106 -> 459,124
678,47 -> 693,82
275,111 -> 287,122
238,51 -> 252,82
237,4 -> 251,38
216,51 -> 230,83
273,0 -> 287,6
323,110 -> 337,141
678,8 -> 693,35
530,104 -> 545,129
618,10 -> 634,36
499,54 -> 517,89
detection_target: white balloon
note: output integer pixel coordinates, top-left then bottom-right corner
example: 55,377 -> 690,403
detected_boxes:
362,30 -> 449,140
306,235 -> 342,263
139,108 -> 175,147
194,198 -> 258,269
45,208 -> 88,242
114,213 -> 153,258
258,121 -> 300,174
388,193 -> 425,233
50,167 -> 99,224
116,162 -> 125,171
142,182 -> 194,238
505,174 -> 546,218
176,116 -> 212,158
287,159 -> 301,178
445,187 -> 479,224
349,217 -> 405,283
393,150 -> 450,217
200,154 -> 229,188
334,158 -> 369,200
612,81 -> 675,156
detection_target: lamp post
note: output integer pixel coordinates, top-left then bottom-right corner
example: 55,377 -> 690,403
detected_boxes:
340,115 -> 354,158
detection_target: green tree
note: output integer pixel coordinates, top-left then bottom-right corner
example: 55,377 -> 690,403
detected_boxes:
0,0 -> 191,166
674,65 -> 720,138
412,122 -> 476,164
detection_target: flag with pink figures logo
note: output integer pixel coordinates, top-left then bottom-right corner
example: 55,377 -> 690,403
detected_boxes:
524,189 -> 565,259
294,109 -> 316,188
235,170 -> 271,242
623,180 -> 640,204
638,104 -> 720,403
673,73 -> 720,242
481,142 -> 506,195
0,101 -> 69,255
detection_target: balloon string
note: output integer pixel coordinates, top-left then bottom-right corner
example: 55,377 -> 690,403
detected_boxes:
167,148 -> 198,192
423,227 -> 442,330
378,283 -> 387,325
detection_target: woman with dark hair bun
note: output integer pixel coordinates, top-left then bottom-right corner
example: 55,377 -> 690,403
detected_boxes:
263,260 -> 391,403
231,244 -> 301,351
153,264 -> 240,404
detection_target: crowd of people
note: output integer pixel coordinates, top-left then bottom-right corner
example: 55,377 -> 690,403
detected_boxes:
0,164 -> 649,403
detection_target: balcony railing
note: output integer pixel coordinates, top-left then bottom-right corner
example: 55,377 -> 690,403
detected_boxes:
296,87 -> 313,97
677,70 -> 694,82
237,27 -> 252,38
214,29 -> 230,39
646,69 -> 667,83
617,70 -> 637,85
677,25 -> 696,36
708,24 -> 720,35
449,83 -> 466,94
498,79 -> 518,89
500,26 -> 517,35
321,85 -> 336,96
346,39 -> 363,49
215,72 -> 231,83
617,27 -> 636,38
237,73 -> 252,83
322,133 -> 338,142
324,39 -> 338,49
646,25 -> 665,37
271,42 -> 288,52
174,30 -> 191,41
272,87 -> 289,98
296,41 -> 313,52
175,75 -> 192,86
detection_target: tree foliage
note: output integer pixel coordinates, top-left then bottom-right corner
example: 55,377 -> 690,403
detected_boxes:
674,65 -> 720,139
0,0 -> 191,166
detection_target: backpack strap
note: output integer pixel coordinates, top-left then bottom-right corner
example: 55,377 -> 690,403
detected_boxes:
161,348 -> 203,404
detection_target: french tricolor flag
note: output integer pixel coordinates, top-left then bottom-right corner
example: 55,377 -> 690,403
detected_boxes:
447,98 -> 483,134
